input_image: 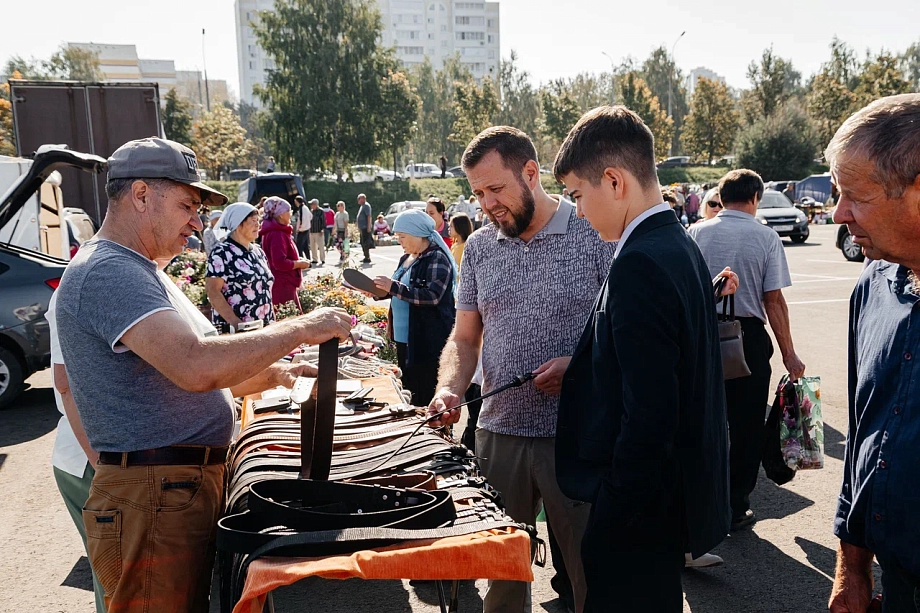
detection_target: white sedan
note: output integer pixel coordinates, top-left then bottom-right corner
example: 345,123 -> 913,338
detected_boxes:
404,163 -> 454,179
347,164 -> 402,182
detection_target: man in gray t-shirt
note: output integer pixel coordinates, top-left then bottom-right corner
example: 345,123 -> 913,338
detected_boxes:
355,193 -> 373,263
56,137 -> 352,613
689,169 -> 805,531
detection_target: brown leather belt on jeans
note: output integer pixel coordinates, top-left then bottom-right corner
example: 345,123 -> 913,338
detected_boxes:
98,445 -> 230,467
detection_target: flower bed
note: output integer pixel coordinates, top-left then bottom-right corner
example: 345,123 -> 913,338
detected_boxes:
164,250 -> 209,307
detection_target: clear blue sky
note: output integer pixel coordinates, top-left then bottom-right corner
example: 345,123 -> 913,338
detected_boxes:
3,0 -> 917,99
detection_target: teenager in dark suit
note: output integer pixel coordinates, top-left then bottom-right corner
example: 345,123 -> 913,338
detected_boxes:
553,106 -> 733,612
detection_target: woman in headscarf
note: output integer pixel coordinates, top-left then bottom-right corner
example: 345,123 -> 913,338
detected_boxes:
372,209 -> 457,406
259,196 -> 311,309
205,202 -> 275,331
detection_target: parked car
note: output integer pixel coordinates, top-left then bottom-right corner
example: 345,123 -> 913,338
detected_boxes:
755,189 -> 810,243
62,207 -> 97,259
229,168 -> 256,181
238,173 -> 305,206
836,225 -> 865,262
656,156 -> 691,168
404,163 -> 453,179
447,165 -> 466,178
384,200 -> 428,228
347,165 -> 402,182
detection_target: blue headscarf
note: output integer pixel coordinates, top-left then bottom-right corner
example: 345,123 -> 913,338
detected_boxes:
392,208 -> 458,296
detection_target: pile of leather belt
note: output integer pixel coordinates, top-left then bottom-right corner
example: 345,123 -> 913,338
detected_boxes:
217,340 -> 536,611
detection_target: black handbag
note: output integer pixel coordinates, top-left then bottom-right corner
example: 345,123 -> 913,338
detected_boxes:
713,278 -> 752,380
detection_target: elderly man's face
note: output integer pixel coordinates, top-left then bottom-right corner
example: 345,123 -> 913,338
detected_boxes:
134,181 -> 204,259
832,155 -> 920,265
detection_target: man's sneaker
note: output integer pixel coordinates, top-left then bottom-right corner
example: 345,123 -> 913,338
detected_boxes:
310,260 -> 318,264
685,552 -> 724,568
362,258 -> 371,264
730,509 -> 756,531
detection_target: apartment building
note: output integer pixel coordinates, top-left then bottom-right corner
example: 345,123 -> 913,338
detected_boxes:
235,0 -> 500,106
685,66 -> 727,96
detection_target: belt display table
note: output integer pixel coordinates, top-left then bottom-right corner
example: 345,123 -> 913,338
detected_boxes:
219,342 -> 536,613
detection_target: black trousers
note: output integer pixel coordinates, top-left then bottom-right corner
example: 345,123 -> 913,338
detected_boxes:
359,229 -> 372,260
725,317 -> 774,518
395,341 -> 438,407
295,232 -> 310,258
582,490 -> 684,612
879,556 -> 920,613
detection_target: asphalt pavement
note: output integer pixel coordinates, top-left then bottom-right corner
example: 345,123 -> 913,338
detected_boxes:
0,224 -> 865,612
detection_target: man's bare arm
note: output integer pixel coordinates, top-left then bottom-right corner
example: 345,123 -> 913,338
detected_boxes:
120,307 -> 351,393
764,289 -> 806,379
428,310 -> 483,426
54,363 -> 98,467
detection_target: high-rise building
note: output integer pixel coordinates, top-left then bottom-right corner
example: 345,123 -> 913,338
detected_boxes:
235,0 -> 500,107
685,67 -> 727,97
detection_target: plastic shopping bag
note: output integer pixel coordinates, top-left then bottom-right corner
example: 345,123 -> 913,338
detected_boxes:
778,375 -> 824,470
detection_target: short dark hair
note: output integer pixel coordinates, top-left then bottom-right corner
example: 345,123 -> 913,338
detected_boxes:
105,178 -> 175,203
718,169 -> 765,205
461,126 -> 539,175
426,197 -> 445,214
450,214 -> 474,242
553,106 -> 659,189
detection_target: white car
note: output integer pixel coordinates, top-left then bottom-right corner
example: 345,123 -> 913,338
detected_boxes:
347,164 -> 402,182
384,200 -> 428,228
404,163 -> 453,179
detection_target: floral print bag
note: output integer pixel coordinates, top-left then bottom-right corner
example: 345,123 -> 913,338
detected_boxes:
777,375 -> 824,471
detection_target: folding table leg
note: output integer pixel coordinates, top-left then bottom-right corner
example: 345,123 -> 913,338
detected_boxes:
263,591 -> 275,613
449,580 -> 460,612
436,580 -> 449,613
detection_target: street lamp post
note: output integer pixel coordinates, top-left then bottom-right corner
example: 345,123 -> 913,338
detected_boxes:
601,51 -> 616,105
667,31 -> 686,156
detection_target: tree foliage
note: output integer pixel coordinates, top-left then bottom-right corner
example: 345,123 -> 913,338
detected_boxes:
253,0 -> 405,177
449,78 -> 499,148
376,70 -> 420,176
541,80 -> 582,143
853,51 -> 910,107
4,45 -> 102,81
495,51 -> 542,140
744,47 -> 801,121
162,89 -> 194,147
192,106 -> 255,177
407,56 -> 474,163
902,41 -> 920,92
735,101 -> 817,180
681,77 -> 739,164
640,46 -> 689,154
619,72 -> 673,160
807,72 -> 856,149
0,75 -> 16,156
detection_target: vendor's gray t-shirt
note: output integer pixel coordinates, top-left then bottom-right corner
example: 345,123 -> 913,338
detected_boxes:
356,202 -> 372,230
56,239 -> 235,452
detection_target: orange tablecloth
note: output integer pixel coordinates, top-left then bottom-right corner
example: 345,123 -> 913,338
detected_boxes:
232,528 -> 533,613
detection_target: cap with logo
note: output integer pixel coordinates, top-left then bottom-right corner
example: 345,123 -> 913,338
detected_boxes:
107,137 -> 228,206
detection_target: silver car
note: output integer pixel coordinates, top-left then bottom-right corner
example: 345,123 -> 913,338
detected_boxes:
384,201 -> 428,228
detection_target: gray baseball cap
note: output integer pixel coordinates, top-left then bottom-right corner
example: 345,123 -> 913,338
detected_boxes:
107,137 -> 228,206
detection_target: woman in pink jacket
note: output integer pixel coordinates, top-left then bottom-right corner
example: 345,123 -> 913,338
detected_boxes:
259,196 -> 311,310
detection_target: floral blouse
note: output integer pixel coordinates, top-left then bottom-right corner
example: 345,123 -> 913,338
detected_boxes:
206,238 -> 275,326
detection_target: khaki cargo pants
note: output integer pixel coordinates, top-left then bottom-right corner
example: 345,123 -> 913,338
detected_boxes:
82,462 -> 226,613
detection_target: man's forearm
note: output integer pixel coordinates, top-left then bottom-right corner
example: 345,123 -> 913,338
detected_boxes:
229,366 -> 279,398
436,336 -> 481,396
837,541 -> 875,584
765,293 -> 796,358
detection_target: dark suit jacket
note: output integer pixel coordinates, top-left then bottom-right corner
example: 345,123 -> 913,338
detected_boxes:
555,210 -> 730,557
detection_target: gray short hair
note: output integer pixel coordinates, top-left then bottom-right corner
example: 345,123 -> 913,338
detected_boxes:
105,178 -> 176,204
825,94 -> 920,198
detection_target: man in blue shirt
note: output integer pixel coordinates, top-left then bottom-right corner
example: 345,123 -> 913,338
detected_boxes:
828,94 -> 920,613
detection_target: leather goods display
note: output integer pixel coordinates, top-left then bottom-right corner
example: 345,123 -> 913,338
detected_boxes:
344,268 -> 390,299
218,339 -> 537,612
713,277 -> 752,380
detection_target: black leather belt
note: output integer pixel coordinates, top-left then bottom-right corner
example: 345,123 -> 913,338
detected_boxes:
98,445 -> 229,467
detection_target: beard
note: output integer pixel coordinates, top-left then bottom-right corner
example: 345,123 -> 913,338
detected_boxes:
490,178 -> 536,238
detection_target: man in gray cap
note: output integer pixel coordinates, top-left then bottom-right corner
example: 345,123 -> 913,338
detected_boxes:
55,137 -> 352,613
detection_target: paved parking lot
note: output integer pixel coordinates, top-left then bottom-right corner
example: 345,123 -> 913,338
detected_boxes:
0,223 -> 865,612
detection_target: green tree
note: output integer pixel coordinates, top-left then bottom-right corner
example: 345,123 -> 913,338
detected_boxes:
902,41 -> 920,91
854,51 -> 910,107
807,71 -> 856,149
162,88 -> 194,147
735,101 -> 817,180
619,71 -> 674,160
743,47 -> 801,121
4,45 -> 102,81
640,46 -> 689,154
495,51 -> 543,139
408,56 -> 474,163
0,75 -> 16,156
824,37 -> 861,90
681,77 -> 739,164
253,0 -> 398,177
564,71 -> 616,112
376,70 -> 420,178
449,78 -> 499,148
541,81 -> 582,143
192,106 -> 255,178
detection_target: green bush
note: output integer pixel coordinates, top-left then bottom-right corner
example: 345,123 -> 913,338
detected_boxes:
735,102 -> 819,181
657,166 -> 728,186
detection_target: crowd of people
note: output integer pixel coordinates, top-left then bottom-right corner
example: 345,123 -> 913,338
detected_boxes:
41,92 -> 920,613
